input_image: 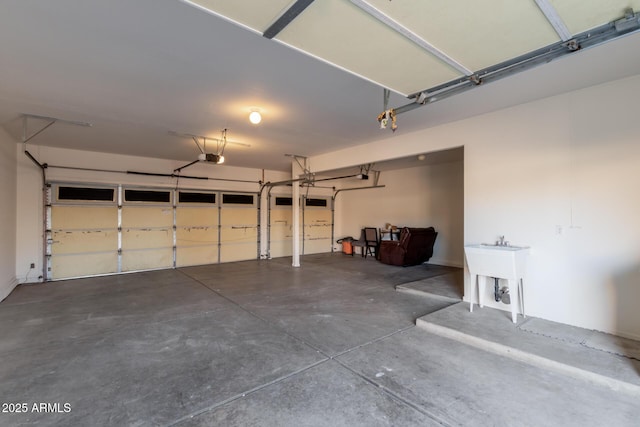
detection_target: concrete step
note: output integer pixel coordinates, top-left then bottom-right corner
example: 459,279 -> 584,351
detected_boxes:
395,270 -> 463,302
415,302 -> 640,397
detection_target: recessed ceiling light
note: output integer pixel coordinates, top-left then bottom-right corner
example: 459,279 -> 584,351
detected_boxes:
249,109 -> 262,125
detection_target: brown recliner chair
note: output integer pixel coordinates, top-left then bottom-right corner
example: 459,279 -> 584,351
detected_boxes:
378,227 -> 438,266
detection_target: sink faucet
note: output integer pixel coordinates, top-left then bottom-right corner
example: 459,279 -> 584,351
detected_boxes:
496,235 -> 509,246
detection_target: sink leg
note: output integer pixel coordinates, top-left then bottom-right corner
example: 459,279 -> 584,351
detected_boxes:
519,278 -> 526,318
508,279 -> 518,323
478,276 -> 485,308
469,274 -> 477,312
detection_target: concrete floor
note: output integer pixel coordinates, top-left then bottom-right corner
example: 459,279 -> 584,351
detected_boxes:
0,253 -> 638,426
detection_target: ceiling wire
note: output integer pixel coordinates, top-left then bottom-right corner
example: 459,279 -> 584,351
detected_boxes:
360,163 -> 374,175
220,128 -> 227,156
294,156 -> 307,174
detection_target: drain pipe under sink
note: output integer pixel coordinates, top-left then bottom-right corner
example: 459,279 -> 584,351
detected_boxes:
493,278 -> 511,305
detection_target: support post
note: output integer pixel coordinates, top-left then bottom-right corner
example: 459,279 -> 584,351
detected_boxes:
292,165 -> 301,267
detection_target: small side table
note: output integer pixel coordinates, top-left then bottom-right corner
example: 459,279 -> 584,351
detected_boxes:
380,229 -> 401,241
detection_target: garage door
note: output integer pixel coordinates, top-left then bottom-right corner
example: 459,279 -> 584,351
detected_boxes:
302,197 -> 332,254
49,185 -> 118,280
121,188 -> 174,272
175,191 -> 218,267
268,196 -> 297,258
48,184 -> 260,279
219,193 -> 258,262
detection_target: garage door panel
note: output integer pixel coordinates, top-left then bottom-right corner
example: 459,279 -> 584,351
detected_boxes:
305,224 -> 331,240
219,196 -> 257,263
220,208 -> 257,225
52,206 -> 117,229
177,227 -> 217,246
270,225 -> 292,241
51,230 -> 118,254
270,209 -> 292,222
220,244 -> 255,262
303,207 -> 331,254
51,253 -> 118,280
271,219 -> 291,233
304,239 -> 331,254
305,209 -> 331,223
176,245 -> 218,267
270,241 -> 292,258
176,208 -> 218,227
122,228 -> 172,250
269,202 -> 297,259
50,200 -> 118,279
122,207 -> 173,228
269,217 -> 295,258
122,248 -> 173,271
221,227 -> 257,244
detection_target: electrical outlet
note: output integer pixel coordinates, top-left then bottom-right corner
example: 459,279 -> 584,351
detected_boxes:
30,263 -> 35,269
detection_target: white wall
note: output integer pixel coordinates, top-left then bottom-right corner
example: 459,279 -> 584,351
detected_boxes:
335,161 -> 464,267
311,74 -> 640,339
15,145 -> 300,282
16,144 -> 44,284
0,128 -> 17,301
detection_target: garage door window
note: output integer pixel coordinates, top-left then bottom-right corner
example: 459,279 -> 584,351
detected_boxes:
305,198 -> 327,207
275,197 -> 293,206
124,189 -> 171,203
179,191 -> 216,204
222,193 -> 254,205
57,186 -> 115,202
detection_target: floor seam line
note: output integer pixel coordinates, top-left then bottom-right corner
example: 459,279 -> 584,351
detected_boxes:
330,324 -> 416,359
177,270 -> 441,362
518,322 -> 640,361
332,357 -> 452,427
174,267 -> 461,425
176,269 -> 332,357
178,269 -> 425,366
165,358 -> 330,427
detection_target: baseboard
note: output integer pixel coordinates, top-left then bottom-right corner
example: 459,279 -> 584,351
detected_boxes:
16,273 -> 42,285
0,276 -> 19,303
610,329 -> 640,342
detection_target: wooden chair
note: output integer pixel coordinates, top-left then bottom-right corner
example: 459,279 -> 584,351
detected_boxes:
352,227 -> 379,258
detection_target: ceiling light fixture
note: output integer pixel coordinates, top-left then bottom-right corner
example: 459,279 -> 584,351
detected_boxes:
173,128 -> 231,173
249,109 -> 262,124
198,153 -> 225,164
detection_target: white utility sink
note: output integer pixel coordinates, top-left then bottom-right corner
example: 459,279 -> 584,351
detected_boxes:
465,244 -> 530,323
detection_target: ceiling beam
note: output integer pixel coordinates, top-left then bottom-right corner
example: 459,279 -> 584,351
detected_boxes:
534,0 -> 572,41
21,113 -> 92,144
167,130 -> 250,148
394,9 -> 640,116
263,0 -> 315,39
349,0 -> 472,76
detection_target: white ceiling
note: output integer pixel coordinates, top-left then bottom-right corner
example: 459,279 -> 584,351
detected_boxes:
1,0 -> 640,171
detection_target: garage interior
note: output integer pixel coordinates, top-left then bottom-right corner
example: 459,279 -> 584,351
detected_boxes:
1,1 -> 640,426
